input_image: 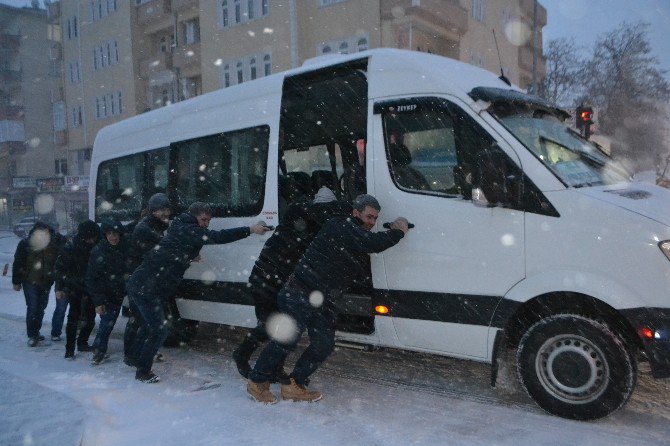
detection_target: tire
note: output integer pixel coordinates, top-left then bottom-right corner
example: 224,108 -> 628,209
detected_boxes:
516,314 -> 636,420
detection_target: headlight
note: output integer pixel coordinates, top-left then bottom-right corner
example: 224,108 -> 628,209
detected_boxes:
660,241 -> 670,261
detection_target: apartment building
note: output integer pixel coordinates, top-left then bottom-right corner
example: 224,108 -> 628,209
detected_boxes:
0,4 -> 63,228
44,0 -> 545,228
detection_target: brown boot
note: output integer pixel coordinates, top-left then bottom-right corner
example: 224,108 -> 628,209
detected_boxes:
247,380 -> 277,404
281,378 -> 322,402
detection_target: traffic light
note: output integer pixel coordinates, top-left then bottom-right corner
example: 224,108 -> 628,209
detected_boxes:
575,105 -> 594,139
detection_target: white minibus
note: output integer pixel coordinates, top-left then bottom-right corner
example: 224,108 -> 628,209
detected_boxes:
91,49 -> 670,420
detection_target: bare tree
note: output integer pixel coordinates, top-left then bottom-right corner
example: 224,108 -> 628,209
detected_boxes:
538,38 -> 584,107
582,22 -> 669,166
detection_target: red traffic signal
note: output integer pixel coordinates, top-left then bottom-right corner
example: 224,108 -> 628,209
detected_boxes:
575,105 -> 594,139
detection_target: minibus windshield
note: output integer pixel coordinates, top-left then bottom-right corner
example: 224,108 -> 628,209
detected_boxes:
493,111 -> 631,187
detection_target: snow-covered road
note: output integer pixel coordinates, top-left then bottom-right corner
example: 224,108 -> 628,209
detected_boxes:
1,232 -> 669,445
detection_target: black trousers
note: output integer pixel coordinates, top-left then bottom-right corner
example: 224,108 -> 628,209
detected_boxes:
65,291 -> 95,353
234,274 -> 281,361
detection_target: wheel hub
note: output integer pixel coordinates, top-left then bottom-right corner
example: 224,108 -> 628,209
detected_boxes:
535,334 -> 609,404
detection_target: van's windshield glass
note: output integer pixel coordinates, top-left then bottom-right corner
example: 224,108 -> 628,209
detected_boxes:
491,109 -> 630,187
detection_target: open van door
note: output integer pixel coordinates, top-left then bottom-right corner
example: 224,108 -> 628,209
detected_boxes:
371,96 -> 525,359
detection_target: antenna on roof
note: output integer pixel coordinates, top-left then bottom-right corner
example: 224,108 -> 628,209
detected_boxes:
492,29 -> 512,87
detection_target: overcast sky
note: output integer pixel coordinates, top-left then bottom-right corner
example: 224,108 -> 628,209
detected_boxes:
3,0 -> 669,78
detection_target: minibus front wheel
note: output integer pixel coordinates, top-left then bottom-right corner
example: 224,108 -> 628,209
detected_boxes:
516,314 -> 637,420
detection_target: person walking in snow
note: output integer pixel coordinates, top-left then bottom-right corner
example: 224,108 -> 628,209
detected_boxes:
127,202 -> 271,383
55,219 -> 101,359
232,186 -> 351,380
247,194 -> 409,404
123,193 -> 171,365
12,221 -> 66,347
87,217 -> 133,365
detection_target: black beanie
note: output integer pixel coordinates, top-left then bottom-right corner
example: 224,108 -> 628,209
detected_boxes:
77,220 -> 100,241
100,217 -> 123,235
147,193 -> 170,212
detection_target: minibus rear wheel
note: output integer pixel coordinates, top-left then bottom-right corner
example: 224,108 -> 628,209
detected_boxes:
516,314 -> 636,420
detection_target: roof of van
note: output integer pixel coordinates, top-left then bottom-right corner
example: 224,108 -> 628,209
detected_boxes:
93,48 -> 510,160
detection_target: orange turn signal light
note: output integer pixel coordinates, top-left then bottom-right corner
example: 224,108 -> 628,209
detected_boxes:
375,305 -> 389,314
641,327 -> 654,339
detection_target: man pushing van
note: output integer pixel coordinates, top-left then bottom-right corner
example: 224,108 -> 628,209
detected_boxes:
247,194 -> 410,403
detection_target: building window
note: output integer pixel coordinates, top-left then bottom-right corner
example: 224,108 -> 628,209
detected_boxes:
263,54 -> 271,76
222,0 -> 229,27
322,45 -> 331,54
223,65 -> 230,87
250,57 -> 257,80
184,20 -> 200,45
472,0 -> 486,23
248,0 -> 254,19
318,33 -> 369,56
358,37 -> 368,51
339,41 -> 349,54
71,105 -> 83,127
55,158 -> 68,176
237,61 -> 243,83
262,0 -> 269,15
234,0 -> 241,23
53,101 -> 65,131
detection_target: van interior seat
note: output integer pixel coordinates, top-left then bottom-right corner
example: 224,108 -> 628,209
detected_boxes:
284,171 -> 312,199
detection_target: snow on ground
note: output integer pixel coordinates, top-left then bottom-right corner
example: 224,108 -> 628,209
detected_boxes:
1,231 -> 669,445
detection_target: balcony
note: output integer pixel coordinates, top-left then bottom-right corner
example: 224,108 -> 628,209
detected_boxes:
47,1 -> 60,22
172,42 -> 201,71
54,130 -> 67,147
518,44 -> 546,76
519,0 -> 547,27
0,32 -> 20,51
140,51 -> 173,78
171,0 -> 198,14
137,0 -> 172,27
381,0 -> 468,37
0,105 -> 24,121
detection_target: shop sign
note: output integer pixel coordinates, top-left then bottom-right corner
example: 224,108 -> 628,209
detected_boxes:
36,177 -> 65,192
12,177 -> 35,189
65,175 -> 90,191
12,198 -> 33,211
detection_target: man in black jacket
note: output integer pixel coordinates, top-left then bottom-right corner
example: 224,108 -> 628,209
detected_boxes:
248,194 -> 409,403
127,202 -> 271,383
124,193 -> 171,363
12,221 -> 66,346
55,220 -> 101,359
232,192 -> 351,379
87,217 -> 132,365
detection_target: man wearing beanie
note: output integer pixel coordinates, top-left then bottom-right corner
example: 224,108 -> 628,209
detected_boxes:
55,219 -> 101,359
124,193 -> 171,365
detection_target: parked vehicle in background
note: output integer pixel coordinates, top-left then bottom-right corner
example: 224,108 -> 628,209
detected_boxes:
13,216 -> 60,238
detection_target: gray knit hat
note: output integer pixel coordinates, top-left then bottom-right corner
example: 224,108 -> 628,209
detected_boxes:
147,193 -> 170,212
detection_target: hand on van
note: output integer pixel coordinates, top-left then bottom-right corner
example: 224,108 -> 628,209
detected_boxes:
250,222 -> 273,235
390,217 -> 410,234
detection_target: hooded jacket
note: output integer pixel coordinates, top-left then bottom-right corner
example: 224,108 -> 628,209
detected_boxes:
130,214 -> 169,269
127,212 -> 250,297
12,222 -> 66,287
54,220 -> 101,294
86,218 -> 132,307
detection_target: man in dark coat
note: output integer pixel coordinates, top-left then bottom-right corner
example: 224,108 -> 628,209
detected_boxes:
124,193 -> 171,363
12,221 -> 66,346
87,217 -> 132,365
248,194 -> 409,403
232,190 -> 351,379
55,219 -> 101,359
127,202 -> 271,383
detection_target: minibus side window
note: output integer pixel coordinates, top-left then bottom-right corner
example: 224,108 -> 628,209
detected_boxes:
146,147 -> 169,198
95,153 -> 144,220
171,125 -> 269,216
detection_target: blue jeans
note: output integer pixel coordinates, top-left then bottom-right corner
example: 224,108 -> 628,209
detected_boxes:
250,286 -> 337,385
128,292 -> 169,374
92,303 -> 121,356
51,294 -> 68,337
23,283 -> 50,339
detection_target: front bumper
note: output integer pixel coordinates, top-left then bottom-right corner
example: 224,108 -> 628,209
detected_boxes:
621,307 -> 670,378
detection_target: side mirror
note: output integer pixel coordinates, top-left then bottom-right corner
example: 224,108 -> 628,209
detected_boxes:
472,145 -> 520,208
